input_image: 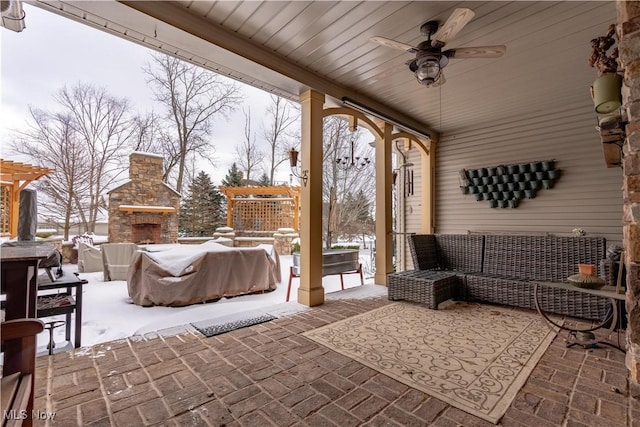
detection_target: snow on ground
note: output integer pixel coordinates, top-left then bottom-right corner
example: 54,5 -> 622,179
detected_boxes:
37,251 -> 382,356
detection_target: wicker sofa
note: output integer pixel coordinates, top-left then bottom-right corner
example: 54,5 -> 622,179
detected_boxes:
388,234 -> 615,321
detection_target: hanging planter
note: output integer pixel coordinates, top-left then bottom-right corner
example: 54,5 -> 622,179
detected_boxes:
592,72 -> 622,114
461,160 -> 559,209
589,24 -> 621,114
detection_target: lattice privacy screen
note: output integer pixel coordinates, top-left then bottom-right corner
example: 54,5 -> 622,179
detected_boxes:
232,198 -> 296,231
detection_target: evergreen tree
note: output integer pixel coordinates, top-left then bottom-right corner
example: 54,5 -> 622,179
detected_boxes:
179,171 -> 225,236
221,163 -> 244,187
255,172 -> 273,198
257,173 -> 270,186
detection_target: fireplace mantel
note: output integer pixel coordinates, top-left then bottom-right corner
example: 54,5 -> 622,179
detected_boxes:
118,205 -> 177,215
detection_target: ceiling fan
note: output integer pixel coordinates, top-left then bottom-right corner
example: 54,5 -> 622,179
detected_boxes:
370,8 -> 506,88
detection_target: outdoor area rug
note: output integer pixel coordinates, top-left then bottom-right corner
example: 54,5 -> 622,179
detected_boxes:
303,302 -> 558,424
191,311 -> 277,337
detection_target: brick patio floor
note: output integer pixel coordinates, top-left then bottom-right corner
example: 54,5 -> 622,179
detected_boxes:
32,294 -> 636,426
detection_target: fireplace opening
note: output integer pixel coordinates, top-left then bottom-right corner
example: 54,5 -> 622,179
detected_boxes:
132,224 -> 161,244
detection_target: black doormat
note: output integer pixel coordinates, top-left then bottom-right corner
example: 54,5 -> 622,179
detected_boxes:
191,313 -> 277,337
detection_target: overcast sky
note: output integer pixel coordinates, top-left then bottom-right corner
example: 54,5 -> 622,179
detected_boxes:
0,3 -> 288,185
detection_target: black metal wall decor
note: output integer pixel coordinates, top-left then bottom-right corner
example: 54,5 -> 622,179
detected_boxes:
459,160 -> 560,208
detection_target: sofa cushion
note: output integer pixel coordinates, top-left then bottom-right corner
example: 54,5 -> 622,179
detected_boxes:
435,234 -> 484,273
464,274 -> 535,309
408,234 -> 439,270
482,235 -> 606,282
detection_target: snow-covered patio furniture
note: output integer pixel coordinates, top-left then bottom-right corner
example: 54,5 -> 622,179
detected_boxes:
101,243 -> 139,281
77,242 -> 103,273
127,241 -> 281,307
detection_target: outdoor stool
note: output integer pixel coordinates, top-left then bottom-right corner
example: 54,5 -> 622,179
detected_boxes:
43,320 -> 66,355
388,270 -> 458,309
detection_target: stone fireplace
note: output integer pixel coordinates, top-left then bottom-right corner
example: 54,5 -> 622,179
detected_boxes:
107,152 -> 180,244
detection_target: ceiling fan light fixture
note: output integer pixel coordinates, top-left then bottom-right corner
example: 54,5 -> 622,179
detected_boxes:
415,57 -> 442,87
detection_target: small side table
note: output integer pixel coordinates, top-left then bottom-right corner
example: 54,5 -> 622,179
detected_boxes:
533,282 -> 625,352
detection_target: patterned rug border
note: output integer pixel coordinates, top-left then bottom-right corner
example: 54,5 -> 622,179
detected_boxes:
303,302 -> 559,424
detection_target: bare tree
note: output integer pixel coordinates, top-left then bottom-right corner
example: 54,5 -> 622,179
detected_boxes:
13,109 -> 90,239
59,83 -> 136,233
322,116 -> 374,247
262,95 -> 300,185
234,107 -> 263,181
131,111 -> 164,153
11,83 -> 137,236
144,53 -> 243,193
13,85 -> 126,239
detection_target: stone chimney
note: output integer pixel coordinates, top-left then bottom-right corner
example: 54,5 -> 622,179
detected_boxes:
107,152 -> 180,244
129,152 -> 163,185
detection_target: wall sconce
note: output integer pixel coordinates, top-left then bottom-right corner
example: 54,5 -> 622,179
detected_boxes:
288,148 -> 309,187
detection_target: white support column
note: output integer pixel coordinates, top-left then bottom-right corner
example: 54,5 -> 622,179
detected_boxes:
374,122 -> 394,285
298,90 -> 325,306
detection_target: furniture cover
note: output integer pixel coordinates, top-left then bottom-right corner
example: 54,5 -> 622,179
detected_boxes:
127,241 -> 281,307
77,242 -> 103,273
101,243 -> 139,281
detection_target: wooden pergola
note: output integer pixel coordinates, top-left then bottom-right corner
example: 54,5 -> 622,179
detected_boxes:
219,186 -> 300,231
0,159 -> 53,238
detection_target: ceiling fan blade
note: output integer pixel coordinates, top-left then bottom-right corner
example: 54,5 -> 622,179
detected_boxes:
444,45 -> 506,59
432,8 -> 475,46
370,36 -> 418,53
368,62 -> 410,84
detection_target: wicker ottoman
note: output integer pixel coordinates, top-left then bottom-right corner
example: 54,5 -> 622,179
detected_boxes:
388,270 -> 458,309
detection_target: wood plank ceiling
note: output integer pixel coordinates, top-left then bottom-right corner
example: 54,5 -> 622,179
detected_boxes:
35,1 -> 616,139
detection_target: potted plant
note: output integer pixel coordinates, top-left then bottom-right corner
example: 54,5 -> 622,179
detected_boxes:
589,24 -> 622,114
